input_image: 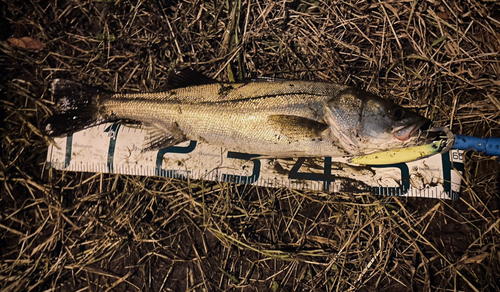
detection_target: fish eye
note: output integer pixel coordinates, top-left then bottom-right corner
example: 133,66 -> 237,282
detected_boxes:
390,107 -> 405,120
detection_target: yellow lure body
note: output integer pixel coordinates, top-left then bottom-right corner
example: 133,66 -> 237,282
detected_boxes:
349,140 -> 443,165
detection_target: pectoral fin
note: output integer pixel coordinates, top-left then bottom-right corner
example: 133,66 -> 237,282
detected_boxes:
142,122 -> 187,152
268,115 -> 329,139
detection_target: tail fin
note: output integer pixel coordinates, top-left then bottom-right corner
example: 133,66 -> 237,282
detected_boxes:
45,79 -> 112,137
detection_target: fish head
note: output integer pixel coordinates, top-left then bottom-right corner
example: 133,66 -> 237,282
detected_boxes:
324,88 -> 431,155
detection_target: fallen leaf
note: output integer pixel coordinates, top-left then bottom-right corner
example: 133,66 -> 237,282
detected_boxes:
436,11 -> 451,20
346,208 -> 355,220
463,253 -> 489,264
7,37 -> 46,51
382,2 -> 399,16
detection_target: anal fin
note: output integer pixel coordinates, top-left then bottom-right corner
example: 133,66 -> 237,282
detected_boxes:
142,122 -> 187,152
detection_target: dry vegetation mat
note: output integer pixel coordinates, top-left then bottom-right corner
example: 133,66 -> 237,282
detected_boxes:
1,0 -> 500,291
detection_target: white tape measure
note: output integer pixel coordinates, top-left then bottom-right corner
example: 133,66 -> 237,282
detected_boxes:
46,123 -> 464,199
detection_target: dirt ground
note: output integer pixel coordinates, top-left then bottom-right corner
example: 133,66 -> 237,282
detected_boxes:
1,0 -> 500,291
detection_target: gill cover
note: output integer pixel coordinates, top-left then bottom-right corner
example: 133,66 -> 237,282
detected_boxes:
324,88 -> 430,155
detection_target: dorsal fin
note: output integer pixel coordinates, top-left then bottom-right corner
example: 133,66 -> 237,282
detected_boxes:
164,68 -> 219,90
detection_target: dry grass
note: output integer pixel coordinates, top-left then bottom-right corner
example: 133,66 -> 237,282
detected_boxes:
1,0 -> 500,291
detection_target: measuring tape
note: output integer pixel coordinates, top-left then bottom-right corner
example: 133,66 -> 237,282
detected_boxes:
46,123 -> 465,199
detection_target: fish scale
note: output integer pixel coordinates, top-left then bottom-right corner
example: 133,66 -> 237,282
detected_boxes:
103,90 -> 346,156
111,81 -> 346,103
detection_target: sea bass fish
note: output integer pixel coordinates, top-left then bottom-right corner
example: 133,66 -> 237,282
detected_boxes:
45,69 -> 432,158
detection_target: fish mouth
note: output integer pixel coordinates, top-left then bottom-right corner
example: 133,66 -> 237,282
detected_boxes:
393,119 -> 432,141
